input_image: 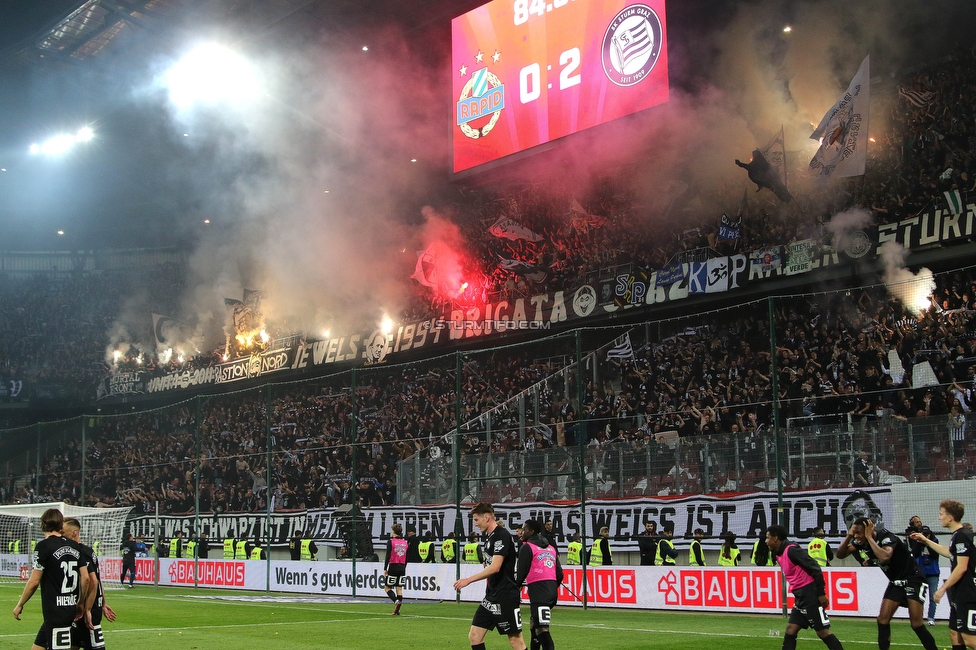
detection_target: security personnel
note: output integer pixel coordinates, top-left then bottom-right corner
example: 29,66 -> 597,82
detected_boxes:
8,538 -> 21,554
300,533 -> 317,561
29,539 -> 37,555
168,531 -> 183,558
688,528 -> 706,566
717,533 -> 741,566
92,540 -> 101,556
655,527 -> 677,566
250,539 -> 266,560
185,537 -> 198,559
235,538 -> 249,560
807,528 -> 833,567
751,538 -> 775,566
198,533 -> 210,559
463,532 -> 482,563
566,534 -> 583,565
589,526 -> 612,566
441,532 -> 457,563
223,532 -> 236,559
418,534 -> 434,563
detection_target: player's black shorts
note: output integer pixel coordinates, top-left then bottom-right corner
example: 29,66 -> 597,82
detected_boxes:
34,617 -> 76,650
883,576 -> 927,607
472,594 -> 523,635
70,622 -> 106,650
386,566 -> 407,589
951,601 -> 976,635
788,585 -> 831,631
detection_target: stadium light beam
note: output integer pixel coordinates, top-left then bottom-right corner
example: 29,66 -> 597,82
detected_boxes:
29,126 -> 95,157
165,43 -> 261,110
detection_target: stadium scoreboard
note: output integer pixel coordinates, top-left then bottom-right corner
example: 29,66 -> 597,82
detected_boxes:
451,0 -> 670,173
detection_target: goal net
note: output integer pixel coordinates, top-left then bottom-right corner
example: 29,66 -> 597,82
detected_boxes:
0,503 -> 133,589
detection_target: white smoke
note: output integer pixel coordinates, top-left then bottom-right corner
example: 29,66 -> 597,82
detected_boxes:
878,241 -> 935,316
825,207 -> 873,252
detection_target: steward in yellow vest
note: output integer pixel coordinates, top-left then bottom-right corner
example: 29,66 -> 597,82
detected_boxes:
185,540 -> 197,559
223,537 -> 235,559
717,533 -> 740,566
300,537 -> 317,561
566,536 -> 583,565
655,530 -> 677,565
250,545 -> 266,560
589,527 -> 612,566
751,539 -> 775,566
418,540 -> 433,562
168,535 -> 182,558
807,528 -> 833,566
688,529 -> 705,566
235,539 -> 248,560
441,535 -> 457,562
8,539 -> 20,554
463,533 -> 482,563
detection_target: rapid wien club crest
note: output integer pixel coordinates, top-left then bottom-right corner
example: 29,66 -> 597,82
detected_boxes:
457,66 -> 505,140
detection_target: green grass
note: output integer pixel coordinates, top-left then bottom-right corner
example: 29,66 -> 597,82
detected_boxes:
0,584 -> 951,650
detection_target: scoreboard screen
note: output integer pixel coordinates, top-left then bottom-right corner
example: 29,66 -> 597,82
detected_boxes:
451,0 -> 669,174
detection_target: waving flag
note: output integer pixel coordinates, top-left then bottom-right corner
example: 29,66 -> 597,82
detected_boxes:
488,216 -> 543,242
612,20 -> 653,72
898,88 -> 934,108
569,199 -> 608,233
606,332 -> 635,361
944,189 -> 963,216
735,149 -> 792,202
809,56 -> 870,183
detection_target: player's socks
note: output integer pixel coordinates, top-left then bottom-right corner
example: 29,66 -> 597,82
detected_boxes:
878,622 -> 891,650
472,643 -> 486,650
530,629 -> 540,650
782,633 -> 798,650
386,589 -> 397,602
822,633 -> 844,650
537,630 -> 554,650
953,644 -> 966,650
911,624 -> 937,650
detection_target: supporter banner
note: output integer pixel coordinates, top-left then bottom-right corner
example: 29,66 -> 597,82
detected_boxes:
878,206 -> 976,249
107,201 -> 971,400
305,488 -> 892,551
127,512 -> 306,547
785,239 -> 815,275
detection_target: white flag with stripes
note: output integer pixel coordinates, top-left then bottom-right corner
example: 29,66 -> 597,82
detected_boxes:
606,333 -> 635,361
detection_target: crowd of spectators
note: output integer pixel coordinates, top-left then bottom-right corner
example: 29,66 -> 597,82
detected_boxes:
3,50 -> 976,507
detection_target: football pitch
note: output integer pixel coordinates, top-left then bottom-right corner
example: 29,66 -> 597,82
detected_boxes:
0,584 -> 945,650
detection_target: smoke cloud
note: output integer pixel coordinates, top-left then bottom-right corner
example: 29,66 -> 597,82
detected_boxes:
879,241 -> 936,316
93,0 -> 973,360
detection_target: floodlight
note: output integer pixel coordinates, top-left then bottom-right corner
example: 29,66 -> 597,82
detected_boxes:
76,126 -> 94,141
165,43 -> 261,109
381,317 -> 393,335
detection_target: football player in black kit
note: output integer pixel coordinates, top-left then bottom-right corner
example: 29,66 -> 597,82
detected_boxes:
453,503 -> 526,650
12,508 -> 90,650
836,517 -> 938,650
911,500 -> 976,650
64,517 -> 117,650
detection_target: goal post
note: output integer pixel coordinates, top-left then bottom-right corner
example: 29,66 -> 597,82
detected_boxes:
0,503 -> 133,588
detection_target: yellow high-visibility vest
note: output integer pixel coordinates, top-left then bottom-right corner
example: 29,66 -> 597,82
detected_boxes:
688,540 -> 705,566
185,541 -> 197,558
655,539 -> 676,566
442,538 -> 457,561
718,547 -> 741,566
235,540 -> 248,560
250,547 -> 263,560
566,541 -> 583,565
301,539 -> 315,561
418,541 -> 432,561
808,539 -> 829,566
223,538 -> 235,559
463,542 -> 481,563
168,538 -> 180,558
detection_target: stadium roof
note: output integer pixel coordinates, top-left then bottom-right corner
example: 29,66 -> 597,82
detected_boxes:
0,0 -> 484,72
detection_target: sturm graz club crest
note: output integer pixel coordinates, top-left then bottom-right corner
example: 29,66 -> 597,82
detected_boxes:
602,4 -> 663,87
